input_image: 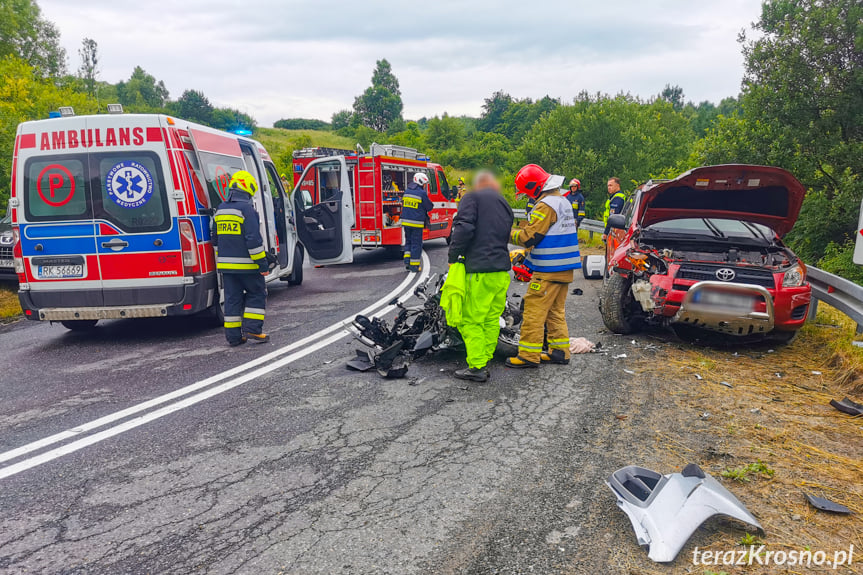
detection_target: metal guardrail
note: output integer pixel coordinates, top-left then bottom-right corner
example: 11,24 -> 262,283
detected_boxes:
807,267 -> 863,332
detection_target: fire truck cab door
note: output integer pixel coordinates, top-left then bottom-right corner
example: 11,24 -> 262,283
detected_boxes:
290,156 -> 354,265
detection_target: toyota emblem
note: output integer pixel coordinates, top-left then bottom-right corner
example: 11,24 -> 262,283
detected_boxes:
715,268 -> 736,281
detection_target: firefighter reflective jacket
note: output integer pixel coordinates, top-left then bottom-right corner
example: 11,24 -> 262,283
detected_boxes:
211,190 -> 268,274
401,182 -> 433,228
525,194 -> 581,273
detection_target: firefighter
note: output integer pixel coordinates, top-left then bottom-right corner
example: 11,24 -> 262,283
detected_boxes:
507,164 -> 581,368
401,172 -> 433,272
455,177 -> 467,203
602,176 -> 626,240
566,178 -> 586,228
212,170 -> 271,347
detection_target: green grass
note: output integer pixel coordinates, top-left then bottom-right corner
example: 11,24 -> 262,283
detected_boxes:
0,284 -> 21,320
253,128 -> 357,153
721,460 -> 775,482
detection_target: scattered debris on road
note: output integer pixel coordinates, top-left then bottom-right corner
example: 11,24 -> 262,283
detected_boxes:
804,493 -> 852,515
569,337 -> 595,354
606,463 -> 763,563
829,396 -> 863,416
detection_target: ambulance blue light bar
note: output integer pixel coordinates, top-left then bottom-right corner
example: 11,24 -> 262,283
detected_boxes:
232,129 -> 253,136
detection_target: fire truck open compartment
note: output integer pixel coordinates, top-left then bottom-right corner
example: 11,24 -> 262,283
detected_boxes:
292,144 -> 456,250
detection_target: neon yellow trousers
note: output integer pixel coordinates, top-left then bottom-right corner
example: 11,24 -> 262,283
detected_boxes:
458,271 -> 511,369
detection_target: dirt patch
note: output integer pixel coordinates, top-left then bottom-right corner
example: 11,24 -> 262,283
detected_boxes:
583,316 -> 862,574
0,283 -> 21,322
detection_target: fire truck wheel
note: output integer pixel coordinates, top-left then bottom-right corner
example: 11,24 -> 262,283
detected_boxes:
61,320 -> 98,331
445,231 -> 452,245
287,244 -> 304,286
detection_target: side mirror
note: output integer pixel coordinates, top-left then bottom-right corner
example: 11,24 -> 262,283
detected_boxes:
607,213 -> 627,230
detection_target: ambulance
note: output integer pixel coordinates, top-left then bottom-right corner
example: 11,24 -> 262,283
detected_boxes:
10,109 -> 355,330
292,144 -> 457,250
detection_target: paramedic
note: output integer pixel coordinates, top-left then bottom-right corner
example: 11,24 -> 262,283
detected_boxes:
508,164 -> 581,368
401,172 -> 433,272
212,170 -> 270,347
602,176 -> 626,240
448,170 -> 514,382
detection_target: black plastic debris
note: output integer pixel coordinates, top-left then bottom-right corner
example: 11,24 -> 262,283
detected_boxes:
830,397 -> 863,417
571,288 -> 583,296
346,350 -> 375,372
804,493 -> 852,515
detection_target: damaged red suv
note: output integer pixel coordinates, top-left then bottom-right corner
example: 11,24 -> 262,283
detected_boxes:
600,165 -> 811,342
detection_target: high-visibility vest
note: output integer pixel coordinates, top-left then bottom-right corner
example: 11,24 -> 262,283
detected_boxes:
603,192 -> 626,224
526,195 -> 581,273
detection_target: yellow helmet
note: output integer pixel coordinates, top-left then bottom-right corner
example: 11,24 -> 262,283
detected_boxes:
228,170 -> 259,196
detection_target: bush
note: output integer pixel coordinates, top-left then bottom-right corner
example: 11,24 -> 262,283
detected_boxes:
818,240 -> 863,285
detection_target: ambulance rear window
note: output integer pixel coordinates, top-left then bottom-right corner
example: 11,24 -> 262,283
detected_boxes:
23,156 -> 89,221
94,152 -> 169,232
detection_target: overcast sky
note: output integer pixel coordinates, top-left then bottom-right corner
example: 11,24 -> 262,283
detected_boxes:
41,0 -> 763,127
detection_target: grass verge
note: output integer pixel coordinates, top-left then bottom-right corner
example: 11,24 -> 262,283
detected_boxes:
0,283 -> 21,321
602,307 -> 862,573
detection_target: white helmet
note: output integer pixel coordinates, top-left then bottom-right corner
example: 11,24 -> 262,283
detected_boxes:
413,172 -> 430,186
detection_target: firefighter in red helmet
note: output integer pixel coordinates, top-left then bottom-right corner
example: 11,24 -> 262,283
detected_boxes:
507,164 -> 581,368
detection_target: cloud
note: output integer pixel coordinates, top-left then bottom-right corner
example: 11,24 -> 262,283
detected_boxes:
40,0 -> 762,125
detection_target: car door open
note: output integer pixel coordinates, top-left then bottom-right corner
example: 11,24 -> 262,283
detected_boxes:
290,156 -> 354,265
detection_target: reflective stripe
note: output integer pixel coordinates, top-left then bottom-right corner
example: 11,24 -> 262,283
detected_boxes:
224,315 -> 242,323
603,192 -> 626,224
528,210 -> 546,222
548,338 -> 569,349
248,245 -> 265,255
401,220 -> 425,228
245,307 -> 266,315
511,229 -> 521,244
528,256 -> 582,268
531,245 -> 579,255
250,251 -> 267,261
219,256 -> 255,264
218,262 -> 259,270
518,342 -> 543,351
224,321 -> 242,328
214,214 -> 244,223
244,312 -> 265,320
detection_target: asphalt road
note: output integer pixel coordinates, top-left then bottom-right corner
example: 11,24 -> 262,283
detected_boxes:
0,239 -> 627,574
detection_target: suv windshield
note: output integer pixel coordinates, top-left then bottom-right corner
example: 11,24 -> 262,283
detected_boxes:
643,218 -> 773,241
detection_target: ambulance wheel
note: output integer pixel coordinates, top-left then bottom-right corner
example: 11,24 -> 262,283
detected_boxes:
61,320 -> 98,331
288,245 -> 304,286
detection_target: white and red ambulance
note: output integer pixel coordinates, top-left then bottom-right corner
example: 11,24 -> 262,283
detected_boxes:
292,144 -> 457,250
10,110 -> 355,330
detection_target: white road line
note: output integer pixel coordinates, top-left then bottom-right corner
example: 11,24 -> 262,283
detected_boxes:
0,252 -> 431,474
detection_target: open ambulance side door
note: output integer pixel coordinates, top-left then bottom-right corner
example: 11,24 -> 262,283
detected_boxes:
290,156 -> 354,265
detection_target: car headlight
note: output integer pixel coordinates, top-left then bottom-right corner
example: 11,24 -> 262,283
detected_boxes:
782,264 -> 805,287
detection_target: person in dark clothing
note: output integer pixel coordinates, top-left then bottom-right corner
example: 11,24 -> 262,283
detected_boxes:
211,170 -> 271,347
566,178 -> 586,228
401,172 -> 434,272
448,170 -> 515,382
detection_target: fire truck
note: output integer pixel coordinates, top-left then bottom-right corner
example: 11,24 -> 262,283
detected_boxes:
292,144 -> 458,250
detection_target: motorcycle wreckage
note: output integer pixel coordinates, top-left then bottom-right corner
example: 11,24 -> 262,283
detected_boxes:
349,274 -> 523,377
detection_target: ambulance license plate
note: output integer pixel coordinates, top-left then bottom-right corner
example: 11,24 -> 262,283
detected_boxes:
38,264 -> 84,279
0,259 -> 13,269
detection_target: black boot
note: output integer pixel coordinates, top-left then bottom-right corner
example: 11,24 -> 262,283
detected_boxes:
454,367 -> 489,382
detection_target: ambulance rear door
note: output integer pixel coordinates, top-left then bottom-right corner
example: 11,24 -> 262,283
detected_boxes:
16,118 -> 103,308
290,156 -> 354,265
89,115 -> 185,306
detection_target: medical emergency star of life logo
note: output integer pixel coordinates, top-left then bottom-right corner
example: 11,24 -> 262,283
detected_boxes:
106,161 -> 153,209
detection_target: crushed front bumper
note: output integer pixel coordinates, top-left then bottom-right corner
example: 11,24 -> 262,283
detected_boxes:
674,281 -> 774,336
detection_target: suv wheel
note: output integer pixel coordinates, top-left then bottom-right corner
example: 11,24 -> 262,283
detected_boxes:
600,273 -> 644,334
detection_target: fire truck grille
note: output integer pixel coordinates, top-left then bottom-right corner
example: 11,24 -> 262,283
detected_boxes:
675,264 -> 775,288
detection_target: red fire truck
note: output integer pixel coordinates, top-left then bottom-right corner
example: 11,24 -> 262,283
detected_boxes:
292,144 -> 457,252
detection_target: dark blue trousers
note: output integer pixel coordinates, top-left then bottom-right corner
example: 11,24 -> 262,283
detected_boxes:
403,227 -> 423,271
222,273 -> 267,344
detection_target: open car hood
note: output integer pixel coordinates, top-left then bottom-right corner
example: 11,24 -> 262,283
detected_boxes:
639,165 -> 806,237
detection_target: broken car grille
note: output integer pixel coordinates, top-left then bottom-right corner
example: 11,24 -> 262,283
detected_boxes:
675,264 -> 776,288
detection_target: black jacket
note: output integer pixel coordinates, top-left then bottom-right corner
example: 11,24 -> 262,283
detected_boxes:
448,188 -> 514,273
211,190 -> 269,274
